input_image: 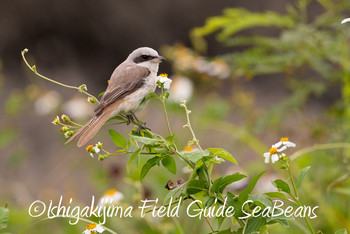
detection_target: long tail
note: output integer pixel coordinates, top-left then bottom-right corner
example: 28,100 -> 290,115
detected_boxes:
77,111 -> 111,147
65,109 -> 113,147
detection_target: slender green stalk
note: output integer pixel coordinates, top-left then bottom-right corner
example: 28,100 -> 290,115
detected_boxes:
160,87 -> 173,136
21,48 -> 99,103
290,142 -> 350,160
180,100 -> 203,152
287,164 -> 315,234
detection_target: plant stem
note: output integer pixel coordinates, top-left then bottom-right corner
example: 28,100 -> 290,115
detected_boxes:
161,87 -> 173,136
21,49 -> 99,103
287,165 -> 315,234
192,197 -> 215,232
180,100 -> 203,152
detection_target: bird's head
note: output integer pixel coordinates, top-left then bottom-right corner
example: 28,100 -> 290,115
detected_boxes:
128,47 -> 166,72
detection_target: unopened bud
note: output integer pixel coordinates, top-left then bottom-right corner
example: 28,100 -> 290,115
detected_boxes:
60,126 -> 71,132
52,116 -> 60,125
61,114 -> 70,122
78,84 -> 87,93
87,97 -> 98,103
64,131 -> 74,138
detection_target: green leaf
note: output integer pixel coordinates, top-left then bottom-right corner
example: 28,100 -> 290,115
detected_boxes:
127,148 -> 142,173
272,179 -> 291,195
130,134 -> 163,145
107,116 -> 126,122
0,207 -> 9,230
186,180 -> 209,194
162,156 -> 176,174
264,192 -> 291,202
244,216 -> 266,234
140,92 -> 158,105
183,150 -> 209,164
0,128 -> 17,149
109,129 -> 127,148
164,182 -> 187,204
207,148 -> 238,165
296,166 -> 311,188
249,194 -> 273,208
239,170 -> 267,203
211,173 -> 247,194
140,157 -> 160,181
98,91 -> 105,97
335,228 -> 348,234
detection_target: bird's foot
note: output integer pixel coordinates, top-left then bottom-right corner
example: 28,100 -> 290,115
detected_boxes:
136,122 -> 151,133
126,115 -> 134,125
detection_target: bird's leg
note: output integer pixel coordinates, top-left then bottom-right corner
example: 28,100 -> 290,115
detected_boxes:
131,112 -> 151,132
126,115 -> 133,125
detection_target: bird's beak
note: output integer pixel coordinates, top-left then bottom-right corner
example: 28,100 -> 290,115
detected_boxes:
155,55 -> 166,63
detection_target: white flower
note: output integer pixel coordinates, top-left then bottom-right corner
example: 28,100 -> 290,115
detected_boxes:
156,73 -> 172,89
63,97 -> 93,119
83,223 -> 105,234
274,137 -> 296,148
34,91 -> 61,116
263,144 -> 287,164
86,144 -> 101,157
98,189 -> 124,206
341,18 -> 350,24
169,76 -> 194,102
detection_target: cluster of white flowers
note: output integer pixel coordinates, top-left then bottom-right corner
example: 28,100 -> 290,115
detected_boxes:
263,138 -> 296,164
156,73 -> 172,90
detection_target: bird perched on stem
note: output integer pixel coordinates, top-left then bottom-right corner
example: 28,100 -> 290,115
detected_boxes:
66,47 -> 166,147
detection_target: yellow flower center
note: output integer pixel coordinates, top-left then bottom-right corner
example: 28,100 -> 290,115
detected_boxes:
159,73 -> 168,78
104,189 -> 117,196
86,223 -> 97,230
86,145 -> 93,152
107,79 -> 110,84
269,147 -> 278,154
280,137 -> 289,142
184,145 -> 194,152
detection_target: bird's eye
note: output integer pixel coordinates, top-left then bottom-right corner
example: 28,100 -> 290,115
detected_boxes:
141,55 -> 150,60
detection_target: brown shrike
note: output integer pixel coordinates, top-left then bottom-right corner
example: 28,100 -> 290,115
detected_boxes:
66,47 -> 165,147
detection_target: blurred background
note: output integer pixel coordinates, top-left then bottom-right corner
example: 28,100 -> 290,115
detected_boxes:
1,0 -> 350,233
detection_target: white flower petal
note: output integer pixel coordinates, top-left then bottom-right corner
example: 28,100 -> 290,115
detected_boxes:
95,224 -> 105,233
273,142 -> 282,148
264,156 -> 270,164
283,141 -> 296,147
278,145 -> 287,152
271,154 -> 279,163
90,153 -> 94,158
94,146 -> 101,153
263,152 -> 270,157
342,18 -> 350,24
83,230 -> 90,234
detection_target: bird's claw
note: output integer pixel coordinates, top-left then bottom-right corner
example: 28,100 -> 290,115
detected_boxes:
136,122 -> 151,133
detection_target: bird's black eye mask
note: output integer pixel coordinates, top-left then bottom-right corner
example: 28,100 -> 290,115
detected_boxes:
134,55 -> 156,63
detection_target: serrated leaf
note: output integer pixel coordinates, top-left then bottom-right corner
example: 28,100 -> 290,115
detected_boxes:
211,173 -> 247,194
296,166 -> 311,188
109,129 -> 127,148
207,148 -> 237,165
140,157 -> 160,181
183,150 -> 209,164
0,207 -> 9,230
272,179 -> 291,195
130,134 -> 163,145
186,180 -> 208,194
162,156 -> 176,174
127,148 -> 141,173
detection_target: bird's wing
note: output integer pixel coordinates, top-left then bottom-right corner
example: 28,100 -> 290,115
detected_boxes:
94,64 -> 150,115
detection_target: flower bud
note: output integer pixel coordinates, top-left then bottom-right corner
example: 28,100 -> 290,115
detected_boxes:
78,84 -> 87,93
52,116 -> 60,125
64,131 -> 74,138
61,114 -> 70,122
60,126 -> 71,132
88,97 -> 98,103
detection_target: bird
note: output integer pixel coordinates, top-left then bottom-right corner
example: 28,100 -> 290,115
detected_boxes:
66,47 -> 166,147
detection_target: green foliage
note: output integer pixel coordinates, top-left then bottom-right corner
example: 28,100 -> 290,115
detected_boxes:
0,206 -> 9,230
